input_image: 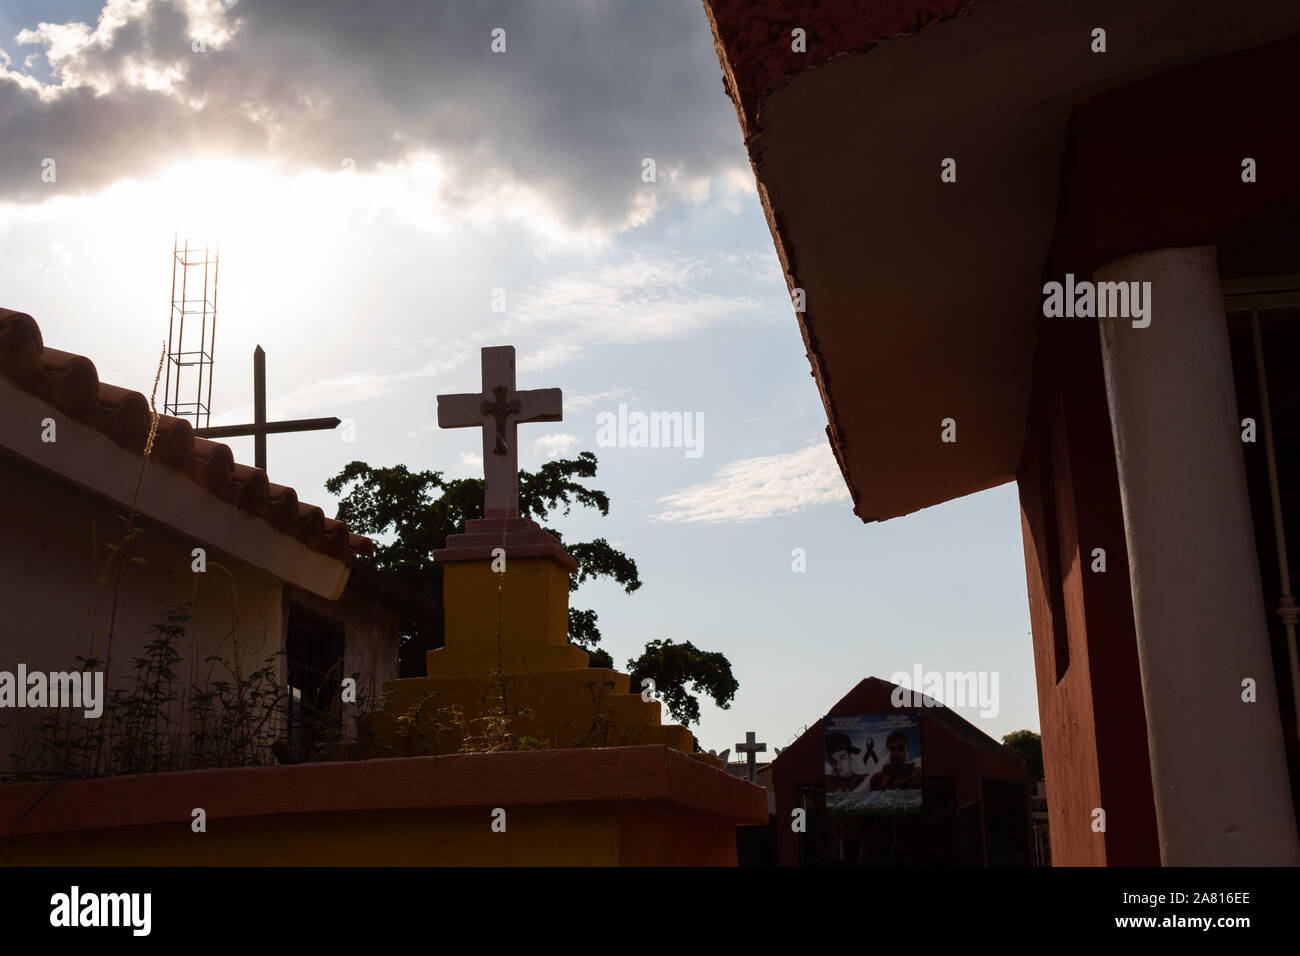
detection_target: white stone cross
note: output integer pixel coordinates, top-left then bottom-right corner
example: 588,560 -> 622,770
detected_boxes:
437,346 -> 562,518
735,731 -> 767,784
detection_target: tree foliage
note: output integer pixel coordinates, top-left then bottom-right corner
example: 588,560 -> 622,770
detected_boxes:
1001,729 -> 1044,781
627,639 -> 738,727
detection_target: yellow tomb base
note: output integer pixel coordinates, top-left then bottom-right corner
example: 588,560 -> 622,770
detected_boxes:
365,517 -> 703,759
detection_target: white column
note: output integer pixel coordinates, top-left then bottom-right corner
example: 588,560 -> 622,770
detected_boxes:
1096,245 -> 1299,865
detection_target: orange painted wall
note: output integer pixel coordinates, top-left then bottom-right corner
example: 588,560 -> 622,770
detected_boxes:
0,747 -> 764,867
3,803 -> 744,866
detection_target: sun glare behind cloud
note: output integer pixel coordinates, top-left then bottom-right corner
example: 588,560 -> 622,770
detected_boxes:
150,158 -> 286,243
138,157 -> 376,258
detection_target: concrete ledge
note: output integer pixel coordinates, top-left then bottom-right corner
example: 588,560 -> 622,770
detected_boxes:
0,747 -> 767,866
435,516 -> 578,571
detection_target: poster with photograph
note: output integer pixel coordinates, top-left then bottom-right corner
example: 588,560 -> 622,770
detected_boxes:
824,714 -> 923,813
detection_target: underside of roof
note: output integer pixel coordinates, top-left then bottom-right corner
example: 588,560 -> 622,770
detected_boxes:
704,0 -> 1300,520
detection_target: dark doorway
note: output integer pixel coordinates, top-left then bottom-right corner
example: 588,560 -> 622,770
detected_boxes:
982,778 -> 1031,866
285,603 -> 346,761
793,776 -> 981,865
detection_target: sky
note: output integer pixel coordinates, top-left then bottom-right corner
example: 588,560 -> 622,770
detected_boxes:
0,0 -> 1039,756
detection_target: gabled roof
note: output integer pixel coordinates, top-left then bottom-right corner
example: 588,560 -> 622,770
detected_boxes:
835,676 -> 1010,755
0,308 -> 372,562
772,675 -> 1021,770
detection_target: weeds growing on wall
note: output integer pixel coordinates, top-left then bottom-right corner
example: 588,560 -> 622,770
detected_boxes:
4,601 -> 385,782
8,603 -> 269,780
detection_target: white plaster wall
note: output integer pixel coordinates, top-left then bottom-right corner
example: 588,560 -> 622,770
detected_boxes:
0,455 -> 394,775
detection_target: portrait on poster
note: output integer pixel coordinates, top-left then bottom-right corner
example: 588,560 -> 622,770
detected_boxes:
824,714 -> 922,813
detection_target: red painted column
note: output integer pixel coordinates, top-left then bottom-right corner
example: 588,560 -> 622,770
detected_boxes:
1017,318 -> 1160,866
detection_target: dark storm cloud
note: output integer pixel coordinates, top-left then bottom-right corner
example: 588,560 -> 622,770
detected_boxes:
0,0 -> 743,230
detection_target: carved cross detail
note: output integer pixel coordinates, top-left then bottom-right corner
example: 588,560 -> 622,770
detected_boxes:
481,385 -> 521,456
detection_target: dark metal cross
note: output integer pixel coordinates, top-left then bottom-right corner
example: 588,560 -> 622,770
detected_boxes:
193,345 -> 340,472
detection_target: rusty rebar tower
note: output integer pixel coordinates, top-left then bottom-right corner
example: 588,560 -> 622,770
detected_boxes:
163,234 -> 219,428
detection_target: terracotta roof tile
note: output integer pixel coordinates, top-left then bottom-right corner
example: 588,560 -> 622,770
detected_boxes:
0,308 -> 372,563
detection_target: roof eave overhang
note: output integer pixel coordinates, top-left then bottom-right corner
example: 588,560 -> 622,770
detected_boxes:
704,0 -> 1300,522
0,376 -> 351,600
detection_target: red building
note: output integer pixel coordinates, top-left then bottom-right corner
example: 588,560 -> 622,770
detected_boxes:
772,677 -> 1030,866
704,0 -> 1300,864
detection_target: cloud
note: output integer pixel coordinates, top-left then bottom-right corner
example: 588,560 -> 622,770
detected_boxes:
0,0 -> 745,235
651,442 -> 851,524
195,245 -> 781,435
567,387 -> 633,411
531,432 -> 579,458
505,250 -> 783,370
